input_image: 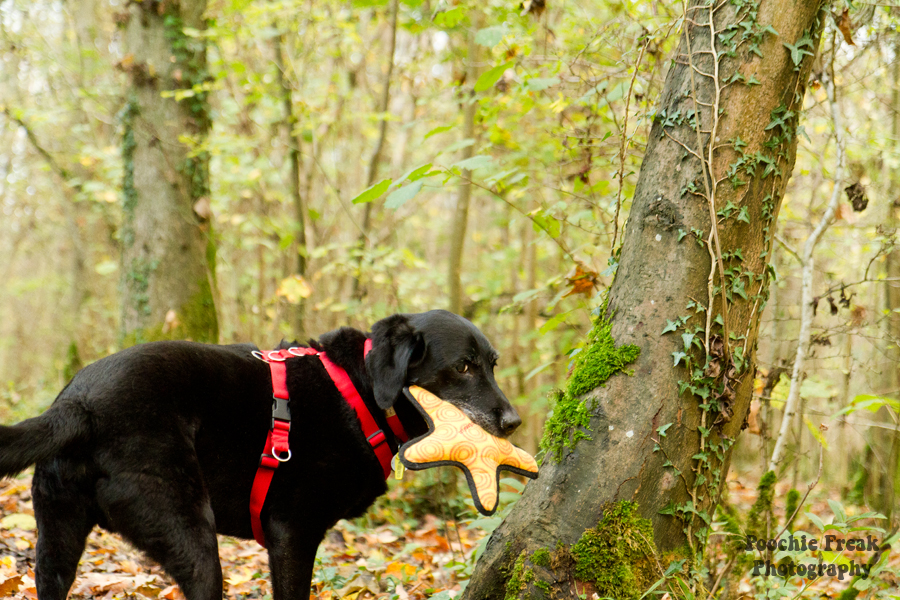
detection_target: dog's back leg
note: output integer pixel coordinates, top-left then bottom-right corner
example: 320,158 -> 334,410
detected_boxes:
32,462 -> 98,600
96,455 -> 223,600
265,517 -> 327,600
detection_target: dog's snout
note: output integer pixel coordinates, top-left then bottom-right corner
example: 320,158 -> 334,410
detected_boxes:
499,407 -> 522,437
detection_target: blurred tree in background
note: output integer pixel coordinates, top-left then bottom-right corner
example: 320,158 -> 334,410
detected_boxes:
1,1 -> 900,591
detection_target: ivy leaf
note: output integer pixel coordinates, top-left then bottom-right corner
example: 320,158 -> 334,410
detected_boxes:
657,423 -> 672,437
661,319 -> 679,334
384,180 -> 424,209
672,351 -> 687,366
351,178 -> 391,204
783,41 -> 813,68
474,61 -> 514,93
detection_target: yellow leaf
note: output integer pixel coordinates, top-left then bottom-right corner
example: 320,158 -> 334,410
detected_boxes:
277,275 -> 312,304
1,513 -> 36,531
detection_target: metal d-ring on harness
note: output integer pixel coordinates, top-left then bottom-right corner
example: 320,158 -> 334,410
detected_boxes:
247,341 -> 409,548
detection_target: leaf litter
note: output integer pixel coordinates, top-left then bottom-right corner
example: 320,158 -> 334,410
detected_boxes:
0,472 -> 484,599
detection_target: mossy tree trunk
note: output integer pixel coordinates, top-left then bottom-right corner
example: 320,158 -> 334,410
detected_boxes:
464,2 -> 824,598
120,0 -> 218,345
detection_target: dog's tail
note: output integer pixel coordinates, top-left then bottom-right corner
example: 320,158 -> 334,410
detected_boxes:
0,401 -> 91,478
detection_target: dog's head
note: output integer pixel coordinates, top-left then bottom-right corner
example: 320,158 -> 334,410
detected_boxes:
367,310 -> 522,438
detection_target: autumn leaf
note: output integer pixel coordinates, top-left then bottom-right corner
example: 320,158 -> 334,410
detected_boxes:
563,263 -> 599,298
835,9 -> 855,46
277,275 -> 312,303
0,574 -> 22,597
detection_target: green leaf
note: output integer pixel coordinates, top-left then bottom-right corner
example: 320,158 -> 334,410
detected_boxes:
475,26 -> 506,48
604,82 -> 627,104
804,417 -> 829,450
351,178 -> 392,204
661,319 -> 679,334
800,375 -> 836,400
834,394 -> 900,417
434,6 -> 464,28
424,125 -> 454,140
525,360 -> 554,381
524,77 -> 560,92
805,511 -> 826,532
828,499 -> 847,524
531,212 -> 561,238
657,423 -> 672,437
474,61 -> 514,93
452,155 -> 494,171
384,180 -> 424,209
540,313 -> 568,334
397,163 -> 433,183
672,351 -> 687,366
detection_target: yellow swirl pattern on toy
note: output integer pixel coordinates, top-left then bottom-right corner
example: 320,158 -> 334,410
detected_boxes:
400,385 -> 538,513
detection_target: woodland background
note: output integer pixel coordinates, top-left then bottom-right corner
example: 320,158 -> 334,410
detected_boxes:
0,0 -> 899,598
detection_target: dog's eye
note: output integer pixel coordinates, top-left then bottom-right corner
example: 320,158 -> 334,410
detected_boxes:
457,363 -> 469,374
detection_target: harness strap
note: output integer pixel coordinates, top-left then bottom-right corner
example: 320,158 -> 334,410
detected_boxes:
249,340 -> 407,547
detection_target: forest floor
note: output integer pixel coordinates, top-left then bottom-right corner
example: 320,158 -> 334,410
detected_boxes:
0,470 -> 897,600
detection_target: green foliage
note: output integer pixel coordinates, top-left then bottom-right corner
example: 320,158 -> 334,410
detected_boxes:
539,302 -> 641,462
746,470 -> 777,540
570,501 -> 654,600
503,551 -> 534,600
530,547 -> 550,568
784,488 -> 800,533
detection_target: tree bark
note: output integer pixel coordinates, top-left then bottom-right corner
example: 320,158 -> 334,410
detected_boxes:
273,21 -> 308,339
464,2 -> 824,598
120,0 -> 218,344
352,0 -> 399,300
448,15 -> 480,315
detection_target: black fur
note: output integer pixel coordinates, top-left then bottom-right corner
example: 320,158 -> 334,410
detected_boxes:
0,310 -> 520,600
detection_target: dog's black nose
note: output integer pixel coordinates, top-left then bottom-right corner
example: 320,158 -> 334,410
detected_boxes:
499,408 -> 523,437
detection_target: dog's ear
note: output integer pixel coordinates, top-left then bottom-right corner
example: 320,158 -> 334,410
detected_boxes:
367,315 -> 426,409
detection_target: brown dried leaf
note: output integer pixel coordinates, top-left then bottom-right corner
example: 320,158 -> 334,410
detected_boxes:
836,9 -> 856,46
0,575 -> 22,597
563,263 -> 599,298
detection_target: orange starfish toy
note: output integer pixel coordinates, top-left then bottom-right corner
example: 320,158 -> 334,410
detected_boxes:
399,386 -> 539,515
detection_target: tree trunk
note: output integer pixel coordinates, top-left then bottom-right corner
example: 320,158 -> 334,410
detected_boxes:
448,15 -> 480,315
463,2 -> 824,598
273,21 -> 308,339
869,39 -> 900,520
352,0 -> 399,300
120,0 -> 218,344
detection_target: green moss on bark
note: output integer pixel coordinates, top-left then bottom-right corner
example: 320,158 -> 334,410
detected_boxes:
121,282 -> 217,346
570,501 -> 654,600
746,470 -> 776,539
530,548 -> 550,568
540,304 -> 640,462
504,551 -> 534,600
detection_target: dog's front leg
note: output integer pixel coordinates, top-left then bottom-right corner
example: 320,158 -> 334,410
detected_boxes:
264,518 -> 325,600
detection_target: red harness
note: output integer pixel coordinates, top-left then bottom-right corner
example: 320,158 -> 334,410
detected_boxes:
249,340 -> 408,547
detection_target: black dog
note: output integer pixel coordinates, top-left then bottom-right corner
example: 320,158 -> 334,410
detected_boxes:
0,310 -> 521,600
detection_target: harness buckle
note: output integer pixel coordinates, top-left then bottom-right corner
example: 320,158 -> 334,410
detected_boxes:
272,396 -> 291,426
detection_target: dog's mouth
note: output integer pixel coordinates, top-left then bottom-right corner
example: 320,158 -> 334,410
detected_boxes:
449,401 -> 508,439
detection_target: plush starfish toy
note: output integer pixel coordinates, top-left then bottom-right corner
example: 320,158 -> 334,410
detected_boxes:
399,386 -> 539,515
